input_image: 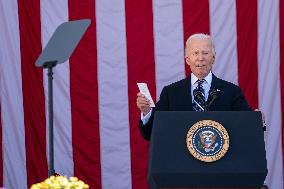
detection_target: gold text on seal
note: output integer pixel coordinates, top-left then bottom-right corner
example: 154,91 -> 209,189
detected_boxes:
186,120 -> 229,162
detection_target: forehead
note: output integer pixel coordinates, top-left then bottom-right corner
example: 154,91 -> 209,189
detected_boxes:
188,38 -> 213,51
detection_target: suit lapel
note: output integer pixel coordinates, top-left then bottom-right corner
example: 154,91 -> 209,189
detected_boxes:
208,74 -> 223,104
181,77 -> 194,110
210,74 -> 223,91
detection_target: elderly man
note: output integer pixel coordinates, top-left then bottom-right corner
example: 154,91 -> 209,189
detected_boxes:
136,33 -> 251,141
137,33 -> 268,189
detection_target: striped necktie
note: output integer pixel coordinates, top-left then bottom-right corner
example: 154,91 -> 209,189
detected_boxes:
193,79 -> 206,111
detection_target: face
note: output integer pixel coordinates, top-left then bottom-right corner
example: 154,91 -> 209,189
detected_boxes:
185,38 -> 215,79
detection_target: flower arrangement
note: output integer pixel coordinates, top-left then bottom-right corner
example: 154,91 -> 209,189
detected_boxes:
30,176 -> 89,189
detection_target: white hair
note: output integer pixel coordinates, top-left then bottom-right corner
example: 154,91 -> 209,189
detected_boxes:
185,33 -> 216,57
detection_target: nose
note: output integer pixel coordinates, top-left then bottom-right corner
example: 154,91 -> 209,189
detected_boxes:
197,53 -> 204,60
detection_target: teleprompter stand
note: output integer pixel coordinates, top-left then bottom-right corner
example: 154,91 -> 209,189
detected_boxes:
36,19 -> 91,177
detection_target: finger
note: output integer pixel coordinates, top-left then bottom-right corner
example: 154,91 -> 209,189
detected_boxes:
137,100 -> 150,107
137,92 -> 146,98
137,96 -> 149,103
137,103 -> 150,112
137,98 -> 150,105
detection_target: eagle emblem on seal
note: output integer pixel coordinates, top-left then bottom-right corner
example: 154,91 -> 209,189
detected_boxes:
199,130 -> 219,152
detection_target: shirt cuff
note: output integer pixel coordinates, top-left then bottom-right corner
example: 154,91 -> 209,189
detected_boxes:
141,109 -> 152,125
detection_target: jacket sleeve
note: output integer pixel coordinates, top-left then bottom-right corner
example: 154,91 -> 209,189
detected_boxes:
231,86 -> 251,111
138,86 -> 169,141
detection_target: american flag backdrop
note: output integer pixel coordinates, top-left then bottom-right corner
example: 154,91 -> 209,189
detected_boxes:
0,0 -> 284,188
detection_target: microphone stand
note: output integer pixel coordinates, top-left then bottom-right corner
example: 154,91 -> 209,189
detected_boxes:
205,89 -> 219,111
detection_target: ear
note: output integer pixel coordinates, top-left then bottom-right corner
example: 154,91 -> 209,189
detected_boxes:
185,57 -> 190,65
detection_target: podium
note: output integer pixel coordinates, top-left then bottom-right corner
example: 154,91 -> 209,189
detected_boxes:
148,111 -> 267,189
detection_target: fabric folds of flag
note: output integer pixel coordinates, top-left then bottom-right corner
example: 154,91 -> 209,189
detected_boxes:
0,0 -> 283,188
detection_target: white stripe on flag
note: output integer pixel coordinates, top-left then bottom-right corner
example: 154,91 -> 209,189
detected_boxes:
153,0 -> 185,97
0,0 -> 27,188
96,0 -> 132,188
40,0 -> 74,177
257,0 -> 283,188
209,0 -> 238,85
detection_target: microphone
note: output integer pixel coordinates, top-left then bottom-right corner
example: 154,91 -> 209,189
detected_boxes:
193,88 -> 205,103
206,89 -> 220,110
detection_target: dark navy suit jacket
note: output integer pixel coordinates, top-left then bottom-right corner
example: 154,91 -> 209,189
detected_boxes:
139,74 -> 251,140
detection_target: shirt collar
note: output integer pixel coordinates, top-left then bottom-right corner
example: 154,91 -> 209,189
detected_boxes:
191,72 -> 212,86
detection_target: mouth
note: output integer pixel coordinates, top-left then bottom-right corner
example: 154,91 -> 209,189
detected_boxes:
196,65 -> 206,68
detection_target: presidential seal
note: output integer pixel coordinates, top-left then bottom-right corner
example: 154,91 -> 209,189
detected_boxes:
186,120 -> 229,162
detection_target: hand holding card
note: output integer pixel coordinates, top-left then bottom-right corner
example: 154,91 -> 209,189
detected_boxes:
137,83 -> 155,107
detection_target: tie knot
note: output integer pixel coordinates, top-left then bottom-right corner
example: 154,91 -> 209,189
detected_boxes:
197,79 -> 205,88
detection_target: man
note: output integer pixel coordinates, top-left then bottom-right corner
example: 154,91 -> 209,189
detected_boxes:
136,33 -> 251,141
137,33 -> 268,189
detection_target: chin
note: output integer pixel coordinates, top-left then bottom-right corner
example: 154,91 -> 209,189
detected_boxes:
196,73 -> 207,79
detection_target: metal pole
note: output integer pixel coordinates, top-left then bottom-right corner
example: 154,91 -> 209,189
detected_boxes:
44,62 -> 56,177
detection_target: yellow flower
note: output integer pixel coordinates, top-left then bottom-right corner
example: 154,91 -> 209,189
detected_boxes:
30,176 -> 90,189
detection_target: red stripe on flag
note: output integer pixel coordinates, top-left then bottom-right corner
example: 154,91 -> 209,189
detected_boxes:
0,104 -> 3,186
182,0 -> 210,76
280,0 -> 284,170
125,0 -> 156,188
68,1 -> 102,188
17,0 -> 48,186
236,0 -> 259,109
